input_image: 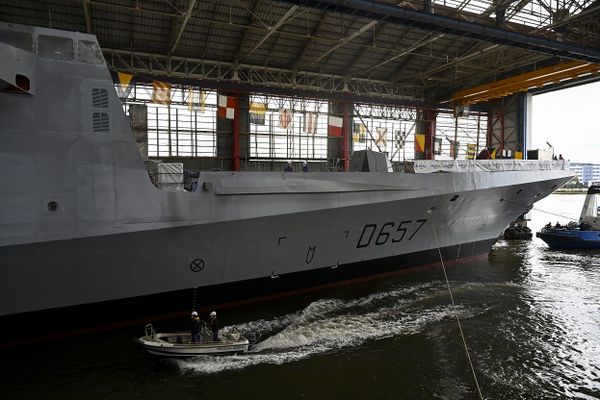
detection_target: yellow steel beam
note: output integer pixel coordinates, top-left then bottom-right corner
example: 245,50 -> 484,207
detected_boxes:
464,63 -> 600,104
449,60 -> 600,105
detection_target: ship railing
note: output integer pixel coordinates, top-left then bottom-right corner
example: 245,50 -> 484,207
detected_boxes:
405,159 -> 569,173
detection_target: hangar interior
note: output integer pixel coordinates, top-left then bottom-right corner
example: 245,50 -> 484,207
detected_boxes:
1,0 -> 599,172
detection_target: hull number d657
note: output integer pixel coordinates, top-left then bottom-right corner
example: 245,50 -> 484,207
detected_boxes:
356,219 -> 427,248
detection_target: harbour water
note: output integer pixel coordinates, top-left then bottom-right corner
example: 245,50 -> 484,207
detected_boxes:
1,194 -> 599,399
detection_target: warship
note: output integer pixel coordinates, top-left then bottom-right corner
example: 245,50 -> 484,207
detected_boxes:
0,23 -> 573,342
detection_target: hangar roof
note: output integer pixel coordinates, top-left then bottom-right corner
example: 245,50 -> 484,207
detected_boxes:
1,0 -> 599,106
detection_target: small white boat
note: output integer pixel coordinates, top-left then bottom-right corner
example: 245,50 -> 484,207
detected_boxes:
137,324 -> 250,357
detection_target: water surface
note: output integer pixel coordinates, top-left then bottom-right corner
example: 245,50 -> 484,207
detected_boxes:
1,194 -> 599,399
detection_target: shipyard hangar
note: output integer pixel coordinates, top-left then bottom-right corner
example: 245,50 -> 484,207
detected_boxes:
1,0 -> 599,170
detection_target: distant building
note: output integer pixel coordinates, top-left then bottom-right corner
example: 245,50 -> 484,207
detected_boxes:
569,163 -> 600,186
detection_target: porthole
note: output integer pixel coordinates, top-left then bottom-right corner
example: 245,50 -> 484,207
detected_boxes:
47,201 -> 59,212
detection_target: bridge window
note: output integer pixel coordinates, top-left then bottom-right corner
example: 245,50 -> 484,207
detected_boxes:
77,40 -> 103,64
0,29 -> 33,52
38,35 -> 73,61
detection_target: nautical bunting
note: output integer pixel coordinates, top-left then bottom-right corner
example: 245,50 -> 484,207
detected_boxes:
467,143 -> 476,159
434,137 -> 442,155
187,88 -> 207,112
151,81 -> 171,105
279,109 -> 293,129
304,112 -> 317,134
328,115 -> 343,137
353,123 -> 366,143
249,102 -> 267,125
376,127 -> 387,149
200,90 -> 206,113
218,95 -> 236,119
415,134 -> 425,153
117,72 -> 133,98
187,88 -> 196,112
450,140 -> 459,159
395,130 -> 408,148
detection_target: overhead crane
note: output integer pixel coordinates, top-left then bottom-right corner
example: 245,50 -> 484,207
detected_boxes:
449,60 -> 600,106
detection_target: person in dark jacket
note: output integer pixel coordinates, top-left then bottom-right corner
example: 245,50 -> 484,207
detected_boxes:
210,311 -> 219,341
302,160 -> 308,172
191,311 -> 201,343
284,161 -> 293,172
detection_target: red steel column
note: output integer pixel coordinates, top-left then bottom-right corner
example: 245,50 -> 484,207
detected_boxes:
233,94 -> 240,171
416,109 -> 436,160
343,104 -> 349,171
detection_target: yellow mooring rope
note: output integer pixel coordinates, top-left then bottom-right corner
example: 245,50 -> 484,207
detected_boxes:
432,225 -> 484,400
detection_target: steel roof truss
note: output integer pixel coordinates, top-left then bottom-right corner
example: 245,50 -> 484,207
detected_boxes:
105,48 -> 424,100
287,0 -> 600,63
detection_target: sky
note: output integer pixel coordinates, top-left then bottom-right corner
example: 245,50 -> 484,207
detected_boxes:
531,80 -> 600,164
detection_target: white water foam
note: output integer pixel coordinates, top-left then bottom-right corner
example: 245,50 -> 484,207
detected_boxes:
175,282 -> 479,375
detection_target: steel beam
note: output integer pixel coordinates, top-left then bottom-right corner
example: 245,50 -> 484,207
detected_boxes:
82,0 -> 93,33
309,20 -> 378,65
235,0 -> 262,64
344,23 -> 385,78
104,48 -> 427,106
506,0 -> 535,19
282,0 -> 600,63
168,0 -> 197,56
449,60 -> 600,104
240,5 -> 299,62
394,43 -> 500,82
294,12 -> 328,69
361,33 -> 444,76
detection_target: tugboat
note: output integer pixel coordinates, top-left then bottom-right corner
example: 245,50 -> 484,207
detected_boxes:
536,185 -> 600,249
503,213 -> 533,240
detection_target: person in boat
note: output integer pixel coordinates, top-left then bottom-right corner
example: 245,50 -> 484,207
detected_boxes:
284,161 -> 293,172
554,221 -> 561,228
544,222 -> 552,229
191,311 -> 201,343
302,160 -> 308,172
210,311 -> 219,341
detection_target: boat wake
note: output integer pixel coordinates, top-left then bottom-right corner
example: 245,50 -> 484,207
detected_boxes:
174,282 -> 481,374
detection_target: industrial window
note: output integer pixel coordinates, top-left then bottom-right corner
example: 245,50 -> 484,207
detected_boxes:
436,113 -> 487,161
38,35 -> 74,61
352,104 -> 418,163
249,96 -> 328,160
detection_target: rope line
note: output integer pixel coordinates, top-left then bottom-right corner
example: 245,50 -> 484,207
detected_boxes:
504,198 -> 577,222
531,207 -> 577,222
432,225 -> 484,400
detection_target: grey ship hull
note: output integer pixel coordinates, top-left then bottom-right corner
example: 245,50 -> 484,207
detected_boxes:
0,168 -> 569,342
0,23 -> 573,342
